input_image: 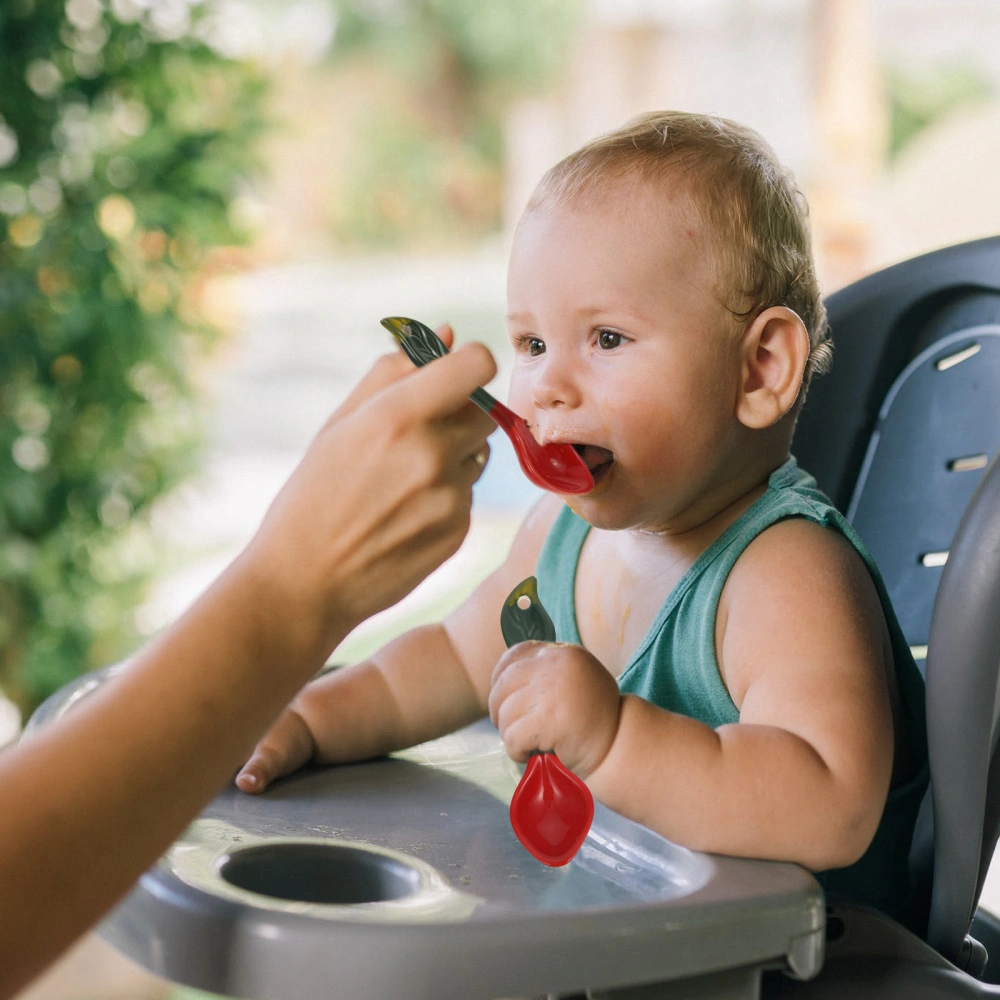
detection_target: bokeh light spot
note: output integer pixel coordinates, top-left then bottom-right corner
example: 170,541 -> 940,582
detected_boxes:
51,355 -> 84,384
0,183 -> 28,216
9,214 -> 44,248
97,194 -> 136,240
26,60 -> 63,99
65,0 -> 103,31
0,121 -> 19,168
12,436 -> 50,472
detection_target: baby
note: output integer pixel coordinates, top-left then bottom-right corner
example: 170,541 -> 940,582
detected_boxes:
237,111 -> 928,924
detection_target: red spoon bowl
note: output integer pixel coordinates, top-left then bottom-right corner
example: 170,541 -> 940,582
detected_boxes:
509,751 -> 595,867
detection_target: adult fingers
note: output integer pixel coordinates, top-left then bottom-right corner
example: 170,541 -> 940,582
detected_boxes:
331,321 -> 465,423
367,367 -> 495,487
320,351 -> 413,431
435,322 -> 455,350
427,402 -> 496,482
324,323 -> 460,428
385,342 -> 497,423
456,440 -> 490,487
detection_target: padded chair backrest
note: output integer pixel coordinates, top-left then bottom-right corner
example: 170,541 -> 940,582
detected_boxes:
846,326 -> 1000,656
792,237 -> 1000,966
795,237 -> 1000,511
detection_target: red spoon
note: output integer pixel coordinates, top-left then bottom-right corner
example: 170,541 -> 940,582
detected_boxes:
380,317 -> 594,495
500,576 -> 594,866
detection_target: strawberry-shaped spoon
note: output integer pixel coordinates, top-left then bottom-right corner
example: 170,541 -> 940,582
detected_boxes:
380,317 -> 593,495
500,576 -> 594,866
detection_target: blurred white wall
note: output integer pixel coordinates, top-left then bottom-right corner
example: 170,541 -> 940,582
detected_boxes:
504,0 -> 1000,293
504,0 -> 818,233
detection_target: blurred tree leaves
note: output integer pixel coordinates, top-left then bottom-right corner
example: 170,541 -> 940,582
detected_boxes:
334,0 -> 580,89
0,0 -> 579,710
326,0 -> 583,248
0,0 -> 267,712
887,61 -> 993,161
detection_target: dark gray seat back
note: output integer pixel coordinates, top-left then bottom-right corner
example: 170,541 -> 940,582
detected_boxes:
846,327 -> 1000,660
794,236 -> 1000,511
924,450 -> 1000,966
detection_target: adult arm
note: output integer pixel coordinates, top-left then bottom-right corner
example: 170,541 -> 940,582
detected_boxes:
0,342 -> 496,1000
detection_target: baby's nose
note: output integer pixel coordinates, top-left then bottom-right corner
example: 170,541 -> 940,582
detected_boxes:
529,360 -> 583,410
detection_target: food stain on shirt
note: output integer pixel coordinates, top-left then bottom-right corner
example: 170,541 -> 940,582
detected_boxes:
619,602 -> 631,648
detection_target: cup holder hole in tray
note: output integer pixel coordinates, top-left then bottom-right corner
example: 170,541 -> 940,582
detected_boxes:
218,842 -> 423,904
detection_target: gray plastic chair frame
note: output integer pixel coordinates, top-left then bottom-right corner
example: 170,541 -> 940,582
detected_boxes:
925,447 -> 1000,966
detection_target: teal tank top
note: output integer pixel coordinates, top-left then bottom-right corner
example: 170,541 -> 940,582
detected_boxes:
535,456 -> 929,924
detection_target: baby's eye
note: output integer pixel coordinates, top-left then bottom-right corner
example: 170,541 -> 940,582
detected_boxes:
518,336 -> 545,357
597,329 -> 624,350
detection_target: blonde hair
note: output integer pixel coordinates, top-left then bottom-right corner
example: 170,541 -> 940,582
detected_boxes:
527,111 -> 832,386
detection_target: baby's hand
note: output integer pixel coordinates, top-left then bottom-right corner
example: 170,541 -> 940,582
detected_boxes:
236,705 -> 315,794
488,642 -> 621,778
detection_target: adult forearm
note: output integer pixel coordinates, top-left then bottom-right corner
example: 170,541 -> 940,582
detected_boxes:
0,554 -> 352,1000
0,341 -> 499,998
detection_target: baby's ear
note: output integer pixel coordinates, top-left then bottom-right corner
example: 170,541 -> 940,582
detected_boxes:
735,306 -> 809,429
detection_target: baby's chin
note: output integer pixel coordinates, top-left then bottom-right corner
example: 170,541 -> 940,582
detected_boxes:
563,473 -> 638,531
567,495 -> 676,535
564,501 -> 638,533
563,461 -> 678,532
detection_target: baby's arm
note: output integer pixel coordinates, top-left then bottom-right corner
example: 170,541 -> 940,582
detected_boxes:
237,493 -> 565,791
492,518 -> 897,872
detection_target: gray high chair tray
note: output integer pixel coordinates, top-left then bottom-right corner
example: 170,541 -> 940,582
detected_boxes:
29,665 -> 824,1000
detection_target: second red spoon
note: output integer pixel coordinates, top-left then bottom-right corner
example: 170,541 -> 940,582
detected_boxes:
500,576 -> 594,867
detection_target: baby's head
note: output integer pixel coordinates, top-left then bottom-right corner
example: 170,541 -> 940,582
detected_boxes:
506,110 -> 830,532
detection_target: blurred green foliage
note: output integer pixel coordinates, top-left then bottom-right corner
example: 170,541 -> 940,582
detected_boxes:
328,0 -> 583,247
887,61 -> 993,161
0,0 -> 267,712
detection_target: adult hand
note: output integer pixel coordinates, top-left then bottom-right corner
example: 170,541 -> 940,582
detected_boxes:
488,642 -> 622,778
0,331 -> 497,1000
242,331 -> 497,652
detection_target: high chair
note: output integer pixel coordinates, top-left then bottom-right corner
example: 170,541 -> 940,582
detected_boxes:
769,234 -> 1000,997
24,237 -> 1000,999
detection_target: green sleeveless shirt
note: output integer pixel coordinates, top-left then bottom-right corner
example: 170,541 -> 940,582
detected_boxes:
535,456 -> 929,924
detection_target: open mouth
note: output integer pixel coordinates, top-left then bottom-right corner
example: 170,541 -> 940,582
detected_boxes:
572,444 -> 615,487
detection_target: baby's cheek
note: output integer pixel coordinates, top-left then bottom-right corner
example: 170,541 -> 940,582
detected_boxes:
505,376 -> 533,415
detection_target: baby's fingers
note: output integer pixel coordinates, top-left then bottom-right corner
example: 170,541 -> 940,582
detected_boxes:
492,685 -> 545,755
236,707 -> 315,794
488,642 -> 544,726
499,716 -> 546,763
